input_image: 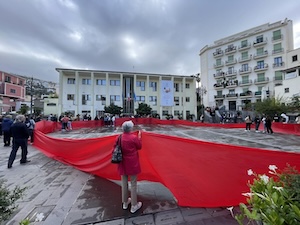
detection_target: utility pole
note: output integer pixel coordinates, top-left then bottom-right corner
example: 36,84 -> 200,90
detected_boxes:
30,77 -> 33,116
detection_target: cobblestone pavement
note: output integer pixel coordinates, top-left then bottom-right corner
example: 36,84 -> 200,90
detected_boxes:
1,125 -> 299,225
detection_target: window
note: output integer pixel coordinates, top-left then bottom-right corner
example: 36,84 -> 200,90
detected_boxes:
241,51 -> 248,60
135,96 -> 145,102
241,64 -> 248,71
284,88 -> 289,93
96,79 -> 106,85
47,103 -> 57,106
257,73 -> 265,82
256,47 -> 264,55
216,58 -> 222,66
136,81 -> 145,91
82,79 -> 91,85
217,90 -> 222,96
273,43 -> 282,54
174,83 -> 179,92
110,95 -> 120,103
274,71 -> 283,81
256,35 -> 263,43
162,110 -> 168,116
67,78 -> 75,84
228,66 -> 234,74
274,57 -> 283,67
273,30 -> 281,40
110,80 -> 120,86
242,75 -> 249,84
96,95 -> 101,101
185,83 -> 190,89
292,55 -> 298,62
82,94 -> 91,105
228,55 -> 234,63
149,96 -> 157,105
185,97 -> 190,102
67,94 -> 74,100
10,89 -> 16,93
174,97 -> 180,106
149,82 -> 157,91
174,110 -> 180,116
5,76 -> 11,82
229,89 -> 235,94
19,80 -> 23,85
257,60 -> 264,69
241,40 -> 248,48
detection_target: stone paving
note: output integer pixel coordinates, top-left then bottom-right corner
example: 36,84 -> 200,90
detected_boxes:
1,124 -> 299,225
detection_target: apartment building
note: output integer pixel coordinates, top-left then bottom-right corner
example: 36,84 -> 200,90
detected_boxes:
0,71 -> 26,113
199,18 -> 294,111
56,68 -> 197,119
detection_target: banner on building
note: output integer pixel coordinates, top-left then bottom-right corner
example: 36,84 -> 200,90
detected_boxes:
160,80 -> 174,106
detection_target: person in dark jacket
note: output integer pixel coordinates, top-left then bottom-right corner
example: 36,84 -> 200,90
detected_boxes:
7,114 -> 30,169
265,115 -> 274,134
2,115 -> 13,146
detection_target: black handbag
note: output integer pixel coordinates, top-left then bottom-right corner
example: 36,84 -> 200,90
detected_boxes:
111,135 -> 122,163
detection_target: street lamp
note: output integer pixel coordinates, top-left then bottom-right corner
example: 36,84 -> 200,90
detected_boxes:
191,73 -> 207,120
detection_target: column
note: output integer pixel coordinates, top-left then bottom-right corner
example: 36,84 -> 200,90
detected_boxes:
91,72 -> 94,118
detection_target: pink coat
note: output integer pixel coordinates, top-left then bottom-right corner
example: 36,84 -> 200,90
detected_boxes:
117,132 -> 142,176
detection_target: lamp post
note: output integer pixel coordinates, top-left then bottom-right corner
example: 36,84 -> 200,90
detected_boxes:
191,73 -> 202,120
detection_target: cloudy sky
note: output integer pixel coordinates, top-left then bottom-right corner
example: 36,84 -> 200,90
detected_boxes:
1,0 -> 300,83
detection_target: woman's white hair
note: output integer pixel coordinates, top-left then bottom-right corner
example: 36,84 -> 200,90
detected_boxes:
15,114 -> 25,123
122,120 -> 134,133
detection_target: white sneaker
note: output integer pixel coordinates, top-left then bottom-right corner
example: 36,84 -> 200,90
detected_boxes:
130,202 -> 142,213
122,197 -> 131,210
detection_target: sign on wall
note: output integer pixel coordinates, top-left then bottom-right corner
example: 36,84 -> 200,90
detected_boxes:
160,80 -> 174,106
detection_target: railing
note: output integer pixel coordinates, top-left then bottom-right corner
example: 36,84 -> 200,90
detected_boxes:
254,63 -> 268,71
226,93 -> 238,98
239,80 -> 253,86
272,48 -> 284,54
213,72 -> 225,78
225,59 -> 237,66
255,91 -> 262,96
225,70 -> 237,76
254,77 -> 269,84
253,50 -> 268,59
240,92 -> 252,97
239,55 -> 252,62
272,34 -> 283,41
225,46 -> 237,54
238,43 -> 251,51
214,94 -> 225,99
273,62 -> 285,68
239,67 -> 252,74
214,62 -> 224,68
253,38 -> 267,46
213,50 -> 224,57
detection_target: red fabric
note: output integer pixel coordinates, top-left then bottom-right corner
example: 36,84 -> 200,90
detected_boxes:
34,120 -> 300,207
117,133 -> 142,176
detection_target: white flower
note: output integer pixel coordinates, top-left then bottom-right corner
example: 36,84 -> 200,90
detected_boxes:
242,192 -> 253,197
259,174 -> 269,184
247,169 -> 254,176
227,206 -> 234,217
268,165 -> 278,173
35,213 -> 45,222
273,186 -> 284,191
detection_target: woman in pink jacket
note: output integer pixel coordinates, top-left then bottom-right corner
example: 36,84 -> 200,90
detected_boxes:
118,120 -> 142,213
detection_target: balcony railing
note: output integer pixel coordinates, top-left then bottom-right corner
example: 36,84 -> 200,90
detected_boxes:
225,59 -> 237,66
214,62 -> 224,68
214,94 -> 225,99
253,50 -> 268,59
239,80 -> 252,86
253,38 -> 267,47
240,91 -> 252,97
272,34 -> 283,42
255,91 -> 262,96
226,93 -> 238,98
274,76 -> 283,81
238,43 -> 251,51
213,50 -> 224,58
254,77 -> 269,84
214,83 -> 224,89
213,71 -> 225,78
254,63 -> 268,72
239,55 -> 252,62
225,46 -> 237,55
272,48 -> 284,54
239,67 -> 252,75
225,70 -> 237,77
273,62 -> 285,68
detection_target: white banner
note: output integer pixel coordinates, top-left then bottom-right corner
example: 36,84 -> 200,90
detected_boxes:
285,71 -> 297,80
160,80 -> 174,106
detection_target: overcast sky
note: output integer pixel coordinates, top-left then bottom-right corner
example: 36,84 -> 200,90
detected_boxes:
1,0 -> 300,83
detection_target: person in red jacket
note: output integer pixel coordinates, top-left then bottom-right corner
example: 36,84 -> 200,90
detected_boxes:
117,120 -> 142,213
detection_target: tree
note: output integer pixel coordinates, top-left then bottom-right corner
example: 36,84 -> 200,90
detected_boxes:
18,105 -> 29,115
288,96 -> 300,112
135,103 -> 152,116
253,97 -> 288,117
104,103 -> 122,115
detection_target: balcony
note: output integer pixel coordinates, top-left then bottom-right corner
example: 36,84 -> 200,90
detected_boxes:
225,70 -> 237,77
253,38 -> 267,47
226,93 -> 238,99
214,94 -> 225,100
273,62 -> 285,68
213,71 -> 225,79
214,83 -> 225,89
272,48 -> 284,55
225,46 -> 237,55
273,76 -> 283,86
253,50 -> 268,59
238,43 -> 251,51
254,77 -> 269,84
239,55 -> 252,63
239,80 -> 252,86
239,67 -> 252,75
240,91 -> 252,98
214,62 -> 224,68
272,34 -> 283,42
226,80 -> 238,88
225,59 -> 237,66
254,63 -> 268,72
255,91 -> 262,97
213,50 -> 224,58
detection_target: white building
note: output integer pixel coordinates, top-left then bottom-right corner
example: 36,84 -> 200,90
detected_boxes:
56,68 -> 197,119
275,47 -> 300,102
199,18 -> 294,111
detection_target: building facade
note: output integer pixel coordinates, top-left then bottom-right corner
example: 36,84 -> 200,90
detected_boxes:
56,68 -> 197,119
199,18 -> 294,111
0,71 -> 26,113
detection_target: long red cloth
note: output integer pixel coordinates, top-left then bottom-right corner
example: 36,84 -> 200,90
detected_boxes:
34,120 -> 300,207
